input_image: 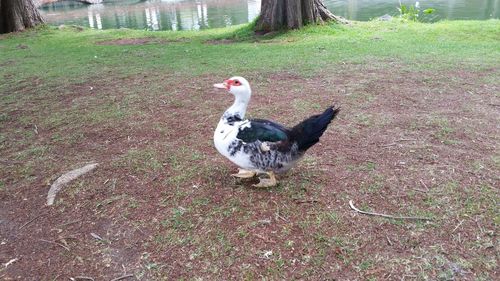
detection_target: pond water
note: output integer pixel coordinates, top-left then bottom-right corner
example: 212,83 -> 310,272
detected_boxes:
40,0 -> 499,31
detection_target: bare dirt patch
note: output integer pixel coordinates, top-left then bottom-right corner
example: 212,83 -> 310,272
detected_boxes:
204,38 -> 294,45
1,64 -> 498,280
204,38 -> 237,45
0,60 -> 16,67
96,38 -> 187,46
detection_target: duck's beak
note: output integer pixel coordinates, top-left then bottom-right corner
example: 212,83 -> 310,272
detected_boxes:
214,80 -> 230,90
213,83 -> 226,89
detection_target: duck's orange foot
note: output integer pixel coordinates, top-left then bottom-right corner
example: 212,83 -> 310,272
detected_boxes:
231,168 -> 256,179
252,172 -> 277,188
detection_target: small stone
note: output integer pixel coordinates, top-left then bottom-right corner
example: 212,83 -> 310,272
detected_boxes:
262,250 -> 273,259
258,219 -> 271,225
379,14 -> 393,21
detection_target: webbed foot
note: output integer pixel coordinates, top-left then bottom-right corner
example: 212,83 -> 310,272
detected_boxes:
253,172 -> 277,188
231,168 -> 257,178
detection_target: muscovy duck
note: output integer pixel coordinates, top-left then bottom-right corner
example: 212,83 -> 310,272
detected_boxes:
213,76 -> 340,187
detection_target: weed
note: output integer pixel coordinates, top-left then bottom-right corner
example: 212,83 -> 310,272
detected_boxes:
315,210 -> 341,225
96,195 -> 126,209
118,148 -> 162,175
398,1 -> 436,22
357,259 -> 374,271
364,161 -> 377,171
128,198 -> 139,209
355,113 -> 373,126
292,99 -> 322,114
0,113 -> 9,122
429,117 -> 456,143
16,145 -> 49,160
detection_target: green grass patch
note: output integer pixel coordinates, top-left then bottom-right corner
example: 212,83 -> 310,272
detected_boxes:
1,20 -> 499,90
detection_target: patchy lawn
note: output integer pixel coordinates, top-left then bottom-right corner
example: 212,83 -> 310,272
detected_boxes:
0,20 -> 499,280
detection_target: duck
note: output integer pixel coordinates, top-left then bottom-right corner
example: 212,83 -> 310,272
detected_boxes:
213,76 -> 340,187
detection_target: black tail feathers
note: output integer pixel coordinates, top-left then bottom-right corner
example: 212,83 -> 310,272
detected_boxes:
290,105 -> 340,152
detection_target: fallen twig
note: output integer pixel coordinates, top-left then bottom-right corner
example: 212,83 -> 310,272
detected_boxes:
419,180 -> 429,191
110,274 -> 134,281
90,232 -> 103,241
97,195 -> 126,208
47,163 -> 98,206
294,199 -> 321,204
452,220 -> 464,233
272,200 -> 288,222
56,236 -> 79,244
475,219 -> 484,234
253,233 -> 276,244
19,213 -> 46,230
57,219 -> 82,228
379,143 -> 396,147
4,258 -> 19,267
0,159 -> 23,165
72,276 -> 95,281
39,239 -> 70,251
386,235 -> 393,246
379,138 -> 417,147
276,213 -> 288,222
348,200 -> 433,221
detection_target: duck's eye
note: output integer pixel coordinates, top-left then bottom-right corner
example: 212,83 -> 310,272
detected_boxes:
234,80 -> 240,85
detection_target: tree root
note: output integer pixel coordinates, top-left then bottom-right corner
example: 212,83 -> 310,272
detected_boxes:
47,163 -> 98,206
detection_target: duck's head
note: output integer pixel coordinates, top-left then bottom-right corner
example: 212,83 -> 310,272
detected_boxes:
214,76 -> 251,100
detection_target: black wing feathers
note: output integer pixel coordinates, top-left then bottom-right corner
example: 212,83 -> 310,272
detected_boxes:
236,119 -> 289,143
236,105 -> 340,152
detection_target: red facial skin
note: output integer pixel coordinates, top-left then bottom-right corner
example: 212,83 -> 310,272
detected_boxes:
224,79 -> 241,90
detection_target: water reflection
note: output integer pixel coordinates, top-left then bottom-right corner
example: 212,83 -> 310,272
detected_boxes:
328,0 -> 499,21
87,3 -> 104,29
39,0 -> 498,31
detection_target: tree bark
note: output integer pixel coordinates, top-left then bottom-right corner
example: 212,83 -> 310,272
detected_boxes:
0,0 -> 45,34
255,0 -> 345,32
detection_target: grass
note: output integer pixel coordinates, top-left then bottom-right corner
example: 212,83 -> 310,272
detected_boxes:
1,20 -> 498,85
1,19 -> 499,280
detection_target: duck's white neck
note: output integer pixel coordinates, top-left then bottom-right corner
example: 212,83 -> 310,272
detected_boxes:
222,95 -> 249,123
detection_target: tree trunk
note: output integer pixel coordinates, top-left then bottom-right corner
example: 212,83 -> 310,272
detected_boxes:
255,0 -> 345,32
0,0 -> 45,34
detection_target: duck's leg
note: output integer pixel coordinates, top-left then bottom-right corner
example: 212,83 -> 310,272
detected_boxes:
232,168 -> 256,178
253,171 -> 277,188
